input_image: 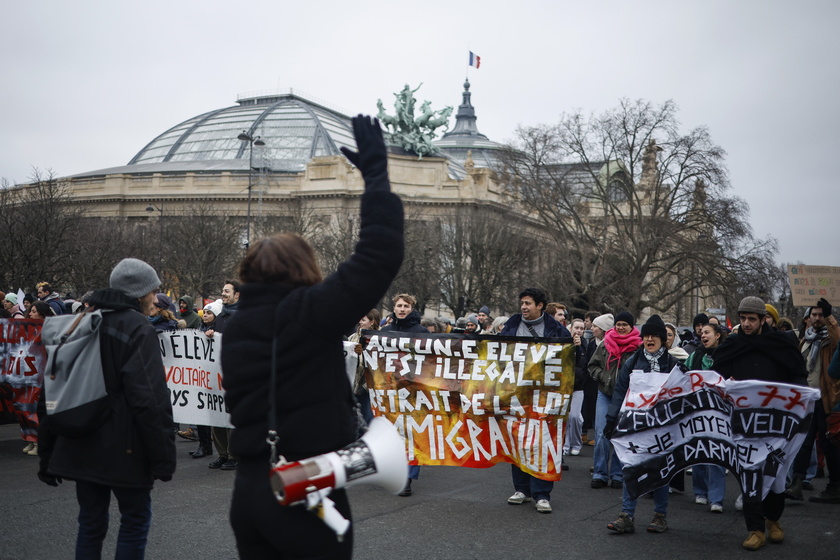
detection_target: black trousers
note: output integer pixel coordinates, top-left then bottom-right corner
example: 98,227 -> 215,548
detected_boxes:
231,459 -> 353,559
743,490 -> 785,532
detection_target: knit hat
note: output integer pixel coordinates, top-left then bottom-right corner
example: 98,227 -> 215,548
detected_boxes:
692,313 -> 709,328
738,296 -> 766,316
203,299 -> 223,317
4,293 -> 17,305
479,305 -> 491,315
110,258 -> 160,298
155,293 -> 175,312
641,314 -> 668,341
764,304 -> 780,325
592,313 -> 614,331
71,301 -> 84,314
615,311 -> 635,327
466,313 -> 480,326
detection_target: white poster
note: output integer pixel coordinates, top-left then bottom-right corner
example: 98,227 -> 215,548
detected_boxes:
159,330 -> 231,428
611,368 -> 820,502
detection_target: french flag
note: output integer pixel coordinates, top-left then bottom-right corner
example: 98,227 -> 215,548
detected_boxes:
469,51 -> 481,69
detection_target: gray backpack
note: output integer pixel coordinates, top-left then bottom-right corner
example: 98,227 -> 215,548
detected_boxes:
41,310 -> 111,438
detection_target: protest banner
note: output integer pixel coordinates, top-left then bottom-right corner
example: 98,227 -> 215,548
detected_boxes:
787,264 -> 840,307
611,368 -> 819,502
159,330 -> 231,428
343,341 -> 358,389
0,319 -> 46,440
362,332 -> 574,481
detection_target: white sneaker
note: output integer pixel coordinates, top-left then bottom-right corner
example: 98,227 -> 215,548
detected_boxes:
507,491 -> 532,505
27,443 -> 38,456
695,495 -> 709,505
535,499 -> 552,513
735,494 -> 743,511
22,442 -> 34,454
570,448 -> 581,456
710,503 -> 724,513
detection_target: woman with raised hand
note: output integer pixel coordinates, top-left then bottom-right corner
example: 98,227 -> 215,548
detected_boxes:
222,116 -> 403,560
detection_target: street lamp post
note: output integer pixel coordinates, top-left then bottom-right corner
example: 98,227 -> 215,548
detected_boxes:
146,203 -> 164,273
237,131 -> 265,249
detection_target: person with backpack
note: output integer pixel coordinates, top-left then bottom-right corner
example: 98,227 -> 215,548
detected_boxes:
37,257 -> 176,559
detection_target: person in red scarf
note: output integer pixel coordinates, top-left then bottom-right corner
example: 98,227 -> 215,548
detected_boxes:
588,311 -> 641,489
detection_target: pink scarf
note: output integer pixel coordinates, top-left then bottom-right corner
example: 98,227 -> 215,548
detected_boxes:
603,327 -> 642,370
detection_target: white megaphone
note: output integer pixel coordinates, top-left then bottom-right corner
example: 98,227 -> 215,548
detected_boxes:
270,417 -> 408,507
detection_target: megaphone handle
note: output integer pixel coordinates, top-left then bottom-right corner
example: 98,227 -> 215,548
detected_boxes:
308,492 -> 350,541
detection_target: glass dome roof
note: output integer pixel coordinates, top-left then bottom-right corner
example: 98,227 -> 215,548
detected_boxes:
128,91 -> 356,173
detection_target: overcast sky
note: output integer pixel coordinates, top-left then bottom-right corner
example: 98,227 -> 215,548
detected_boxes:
2,1 -> 837,267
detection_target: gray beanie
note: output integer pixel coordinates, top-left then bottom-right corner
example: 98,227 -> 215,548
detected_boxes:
109,258 -> 160,298
466,313 -> 480,326
592,313 -> 614,331
738,296 -> 766,316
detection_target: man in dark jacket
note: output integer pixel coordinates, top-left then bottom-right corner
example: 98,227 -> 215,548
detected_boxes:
37,257 -> 176,559
178,295 -> 202,329
208,280 -> 240,470
501,287 -> 571,514
380,292 -> 428,495
36,281 -> 67,315
713,296 -> 808,551
380,293 -> 428,335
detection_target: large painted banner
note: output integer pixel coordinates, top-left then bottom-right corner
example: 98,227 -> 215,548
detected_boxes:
159,330 -> 231,428
361,332 -> 575,481
0,319 -> 46,441
611,368 -> 820,502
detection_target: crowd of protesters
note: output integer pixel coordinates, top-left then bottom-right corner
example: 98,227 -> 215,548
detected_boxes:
2,116 -> 836,557
4,276 -> 839,553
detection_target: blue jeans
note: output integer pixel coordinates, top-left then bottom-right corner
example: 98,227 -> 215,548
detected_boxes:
75,480 -> 152,560
511,465 -> 553,502
593,391 -> 622,482
692,464 -> 726,505
622,484 -> 669,516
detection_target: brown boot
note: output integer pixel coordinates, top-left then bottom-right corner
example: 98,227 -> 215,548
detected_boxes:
742,531 -> 766,551
765,519 -> 784,543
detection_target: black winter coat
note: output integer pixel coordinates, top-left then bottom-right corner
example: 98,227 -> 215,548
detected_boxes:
607,347 -> 682,421
38,289 -> 176,488
222,190 -> 404,462
380,309 -> 428,333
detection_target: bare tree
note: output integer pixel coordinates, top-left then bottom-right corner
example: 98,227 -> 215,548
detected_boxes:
0,169 -> 86,293
158,202 -> 245,299
497,99 -> 777,317
436,206 -> 536,317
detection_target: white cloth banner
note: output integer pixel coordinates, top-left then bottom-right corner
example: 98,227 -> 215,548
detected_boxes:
611,368 -> 820,502
159,330 -> 232,428
343,341 -> 358,389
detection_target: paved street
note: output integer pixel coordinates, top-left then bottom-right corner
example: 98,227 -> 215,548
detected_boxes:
1,423 -> 837,559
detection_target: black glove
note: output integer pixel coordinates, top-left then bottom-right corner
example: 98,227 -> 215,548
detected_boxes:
817,298 -> 832,318
38,472 -> 63,487
603,417 -> 617,440
340,115 -> 389,190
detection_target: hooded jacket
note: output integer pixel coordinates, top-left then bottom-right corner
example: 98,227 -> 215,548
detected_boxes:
178,295 -> 202,330
38,288 -> 176,488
